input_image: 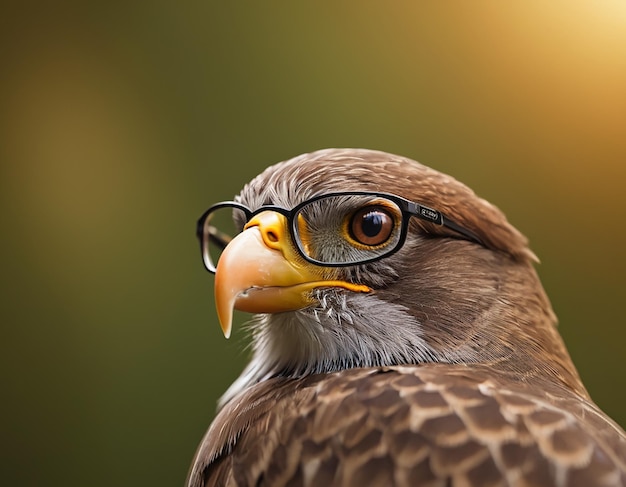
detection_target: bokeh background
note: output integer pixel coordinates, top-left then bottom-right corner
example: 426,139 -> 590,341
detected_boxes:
1,2 -> 625,486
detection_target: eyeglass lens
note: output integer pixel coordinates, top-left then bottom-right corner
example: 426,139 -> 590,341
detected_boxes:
202,206 -> 248,271
293,195 -> 403,265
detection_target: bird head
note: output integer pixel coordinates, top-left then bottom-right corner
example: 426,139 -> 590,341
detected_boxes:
198,148 -> 586,406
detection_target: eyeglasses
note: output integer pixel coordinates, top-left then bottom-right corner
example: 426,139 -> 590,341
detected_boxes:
197,191 -> 483,273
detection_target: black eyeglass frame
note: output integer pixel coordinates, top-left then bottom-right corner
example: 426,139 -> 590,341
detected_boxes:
197,191 -> 483,273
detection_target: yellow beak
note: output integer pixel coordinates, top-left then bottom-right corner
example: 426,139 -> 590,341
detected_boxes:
214,211 -> 371,338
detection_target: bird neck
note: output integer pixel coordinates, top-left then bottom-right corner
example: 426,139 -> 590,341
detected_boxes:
384,242 -> 590,400
218,248 -> 589,409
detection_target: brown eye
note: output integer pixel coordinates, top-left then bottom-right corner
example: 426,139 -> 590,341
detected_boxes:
350,207 -> 395,246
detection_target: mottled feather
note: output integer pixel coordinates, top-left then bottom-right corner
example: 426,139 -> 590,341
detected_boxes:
188,366 -> 626,487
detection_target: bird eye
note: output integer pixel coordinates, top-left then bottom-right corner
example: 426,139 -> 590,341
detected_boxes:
349,206 -> 395,246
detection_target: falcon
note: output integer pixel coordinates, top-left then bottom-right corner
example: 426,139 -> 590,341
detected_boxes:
187,148 -> 626,486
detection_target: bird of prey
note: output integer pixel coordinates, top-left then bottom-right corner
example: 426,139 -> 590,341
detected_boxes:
188,148 -> 626,487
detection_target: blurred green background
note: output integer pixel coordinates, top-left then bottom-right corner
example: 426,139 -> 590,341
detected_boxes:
1,2 -> 625,486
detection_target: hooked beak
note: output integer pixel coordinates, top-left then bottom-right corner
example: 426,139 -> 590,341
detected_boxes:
214,211 -> 371,338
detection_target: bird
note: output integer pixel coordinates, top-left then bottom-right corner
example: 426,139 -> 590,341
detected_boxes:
187,148 -> 626,487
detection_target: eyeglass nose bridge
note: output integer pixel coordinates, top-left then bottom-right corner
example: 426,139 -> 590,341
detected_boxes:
244,211 -> 289,251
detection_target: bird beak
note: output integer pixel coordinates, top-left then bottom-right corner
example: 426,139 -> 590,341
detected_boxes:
214,211 -> 371,338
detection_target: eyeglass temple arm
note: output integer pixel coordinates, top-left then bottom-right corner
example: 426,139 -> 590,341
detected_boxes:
208,226 -> 232,250
409,202 -> 484,246
440,217 -> 484,246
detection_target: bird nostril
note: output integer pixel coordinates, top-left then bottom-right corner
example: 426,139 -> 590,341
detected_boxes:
266,230 -> 279,243
267,231 -> 278,242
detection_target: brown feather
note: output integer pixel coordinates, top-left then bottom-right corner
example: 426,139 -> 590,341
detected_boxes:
188,149 -> 626,487
188,367 -> 626,487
